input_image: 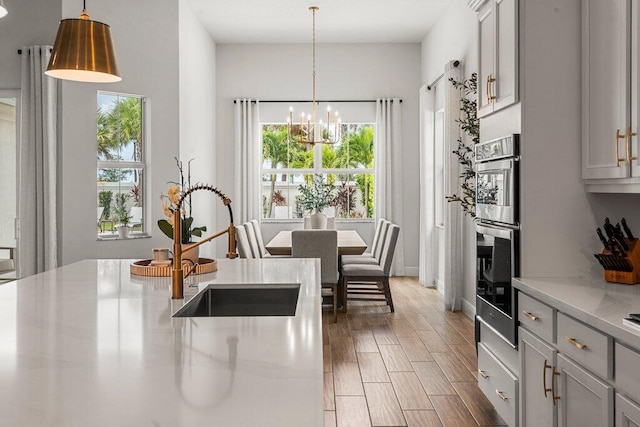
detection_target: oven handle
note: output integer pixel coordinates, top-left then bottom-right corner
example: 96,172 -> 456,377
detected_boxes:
476,158 -> 514,172
476,223 -> 514,240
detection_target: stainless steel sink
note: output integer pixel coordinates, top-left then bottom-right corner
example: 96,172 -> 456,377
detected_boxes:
172,283 -> 300,317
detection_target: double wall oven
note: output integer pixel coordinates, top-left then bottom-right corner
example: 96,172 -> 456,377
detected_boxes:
475,134 -> 520,347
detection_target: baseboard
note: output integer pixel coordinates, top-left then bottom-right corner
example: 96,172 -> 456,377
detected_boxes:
435,279 -> 445,295
403,267 -> 419,276
462,298 -> 476,319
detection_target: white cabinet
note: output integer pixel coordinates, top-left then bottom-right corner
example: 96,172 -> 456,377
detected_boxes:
582,0 -> 640,188
519,328 -> 556,427
477,0 -> 519,118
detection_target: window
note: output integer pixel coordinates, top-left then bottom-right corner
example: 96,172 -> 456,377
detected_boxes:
96,92 -> 146,238
261,121 -> 375,220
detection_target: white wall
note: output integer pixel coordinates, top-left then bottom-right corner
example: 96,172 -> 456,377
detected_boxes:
60,0 -> 180,264
179,0 -> 217,259
421,0 -> 478,315
214,43 -> 422,273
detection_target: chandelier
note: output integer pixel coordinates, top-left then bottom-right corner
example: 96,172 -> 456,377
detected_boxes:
287,6 -> 341,146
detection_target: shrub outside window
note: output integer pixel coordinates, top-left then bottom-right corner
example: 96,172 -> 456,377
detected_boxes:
96,92 -> 146,238
261,123 -> 375,220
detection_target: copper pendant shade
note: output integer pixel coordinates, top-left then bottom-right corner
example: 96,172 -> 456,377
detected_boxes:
45,7 -> 120,83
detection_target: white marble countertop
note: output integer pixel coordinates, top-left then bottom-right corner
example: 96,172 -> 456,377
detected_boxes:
0,258 -> 323,427
513,276 -> 640,349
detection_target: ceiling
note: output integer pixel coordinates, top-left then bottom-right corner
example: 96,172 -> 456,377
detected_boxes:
187,0 -> 451,44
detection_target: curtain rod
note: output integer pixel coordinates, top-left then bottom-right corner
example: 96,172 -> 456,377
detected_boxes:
17,48 -> 53,55
427,60 -> 460,90
233,99 -> 402,104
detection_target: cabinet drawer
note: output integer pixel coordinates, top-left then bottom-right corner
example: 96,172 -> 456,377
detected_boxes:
557,312 -> 612,379
616,343 -> 640,402
518,292 -> 554,343
478,343 -> 518,427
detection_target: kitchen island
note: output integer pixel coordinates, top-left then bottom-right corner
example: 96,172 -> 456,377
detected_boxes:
0,258 -> 323,427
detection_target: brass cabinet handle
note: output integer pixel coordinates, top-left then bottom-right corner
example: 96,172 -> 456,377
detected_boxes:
565,336 -> 587,350
626,127 -> 637,165
479,370 -> 489,379
523,311 -> 539,321
617,129 -> 626,167
487,74 -> 496,103
543,359 -> 553,397
496,389 -> 509,401
551,366 -> 561,406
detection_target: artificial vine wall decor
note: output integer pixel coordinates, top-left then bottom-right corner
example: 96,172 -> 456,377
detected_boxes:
446,72 -> 479,218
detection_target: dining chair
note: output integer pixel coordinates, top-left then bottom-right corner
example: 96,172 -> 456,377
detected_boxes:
341,224 -> 400,313
235,225 -> 254,258
340,219 -> 389,268
292,230 -> 338,322
249,219 -> 268,257
243,222 -> 262,258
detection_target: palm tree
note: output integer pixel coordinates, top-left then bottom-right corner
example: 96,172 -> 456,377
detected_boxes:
336,126 -> 374,217
262,126 -> 290,217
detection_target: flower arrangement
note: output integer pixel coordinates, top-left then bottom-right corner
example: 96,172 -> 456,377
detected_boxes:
157,158 -> 207,244
296,174 -> 337,213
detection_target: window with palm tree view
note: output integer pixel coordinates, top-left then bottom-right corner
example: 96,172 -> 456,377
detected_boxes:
262,123 -> 374,220
96,92 -> 145,238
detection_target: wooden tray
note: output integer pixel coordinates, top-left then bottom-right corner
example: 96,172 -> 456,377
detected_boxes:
130,258 -> 218,277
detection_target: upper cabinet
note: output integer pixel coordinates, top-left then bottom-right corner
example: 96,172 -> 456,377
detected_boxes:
476,0 -> 519,118
582,0 -> 640,191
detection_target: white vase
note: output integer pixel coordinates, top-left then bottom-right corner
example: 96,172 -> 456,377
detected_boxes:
309,211 -> 327,229
117,226 -> 130,239
181,244 -> 200,265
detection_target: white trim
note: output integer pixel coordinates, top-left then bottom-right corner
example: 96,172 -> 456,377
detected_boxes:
435,279 -> 445,295
468,0 -> 489,12
462,298 -> 476,318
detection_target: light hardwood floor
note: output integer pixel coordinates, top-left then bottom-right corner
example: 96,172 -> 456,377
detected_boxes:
323,276 -> 506,427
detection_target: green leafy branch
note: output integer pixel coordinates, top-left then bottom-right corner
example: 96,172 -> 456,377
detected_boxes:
445,72 -> 479,218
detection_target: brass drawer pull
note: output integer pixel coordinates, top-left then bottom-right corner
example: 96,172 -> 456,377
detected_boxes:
523,311 -> 539,321
617,129 -> 626,167
479,370 -> 489,379
496,390 -> 508,401
552,366 -> 561,406
543,360 -> 552,397
565,336 -> 587,350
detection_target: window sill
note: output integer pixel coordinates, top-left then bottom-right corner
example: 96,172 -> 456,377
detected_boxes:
97,233 -> 151,241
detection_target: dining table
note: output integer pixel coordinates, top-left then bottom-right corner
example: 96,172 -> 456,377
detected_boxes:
265,229 -> 368,256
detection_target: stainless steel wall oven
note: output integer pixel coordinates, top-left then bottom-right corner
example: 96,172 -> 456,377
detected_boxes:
475,134 -> 520,347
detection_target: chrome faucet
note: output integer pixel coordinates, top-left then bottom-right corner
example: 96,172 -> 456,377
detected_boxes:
172,184 -> 237,299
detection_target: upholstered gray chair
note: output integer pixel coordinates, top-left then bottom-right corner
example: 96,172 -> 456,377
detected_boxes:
340,219 -> 389,268
235,225 -> 254,259
249,219 -> 268,257
243,222 -> 262,258
292,230 -> 339,322
341,224 -> 400,313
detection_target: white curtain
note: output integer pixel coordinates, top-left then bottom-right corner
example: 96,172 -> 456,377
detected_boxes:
233,99 -> 261,224
375,98 -> 405,276
443,61 -> 463,310
19,45 -> 57,278
418,85 -> 436,288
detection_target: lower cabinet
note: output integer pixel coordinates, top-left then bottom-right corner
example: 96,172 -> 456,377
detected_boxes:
556,353 -> 613,427
478,342 -> 519,427
519,328 -> 556,427
617,393 -> 640,427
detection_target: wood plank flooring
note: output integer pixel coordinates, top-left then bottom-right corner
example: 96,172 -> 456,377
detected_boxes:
323,276 -> 506,427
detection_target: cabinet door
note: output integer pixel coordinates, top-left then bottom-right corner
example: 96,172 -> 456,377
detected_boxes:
478,0 -> 495,118
556,354 -> 613,427
519,328 -> 555,427
493,0 -> 518,112
582,0 -> 631,180
617,393 -> 640,427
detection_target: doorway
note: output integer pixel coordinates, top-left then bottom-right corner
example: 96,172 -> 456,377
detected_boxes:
0,90 -> 19,281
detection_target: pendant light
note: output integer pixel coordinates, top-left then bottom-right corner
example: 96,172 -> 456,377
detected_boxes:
0,1 -> 8,19
45,0 -> 120,83
287,6 -> 341,146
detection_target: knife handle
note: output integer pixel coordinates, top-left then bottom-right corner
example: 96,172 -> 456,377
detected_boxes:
622,218 -> 635,240
597,228 -> 610,250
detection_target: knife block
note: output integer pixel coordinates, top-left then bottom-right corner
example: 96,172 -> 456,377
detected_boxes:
602,239 -> 640,285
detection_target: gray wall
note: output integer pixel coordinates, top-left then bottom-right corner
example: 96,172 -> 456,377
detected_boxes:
214,43 -> 423,273
59,0 -> 181,264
